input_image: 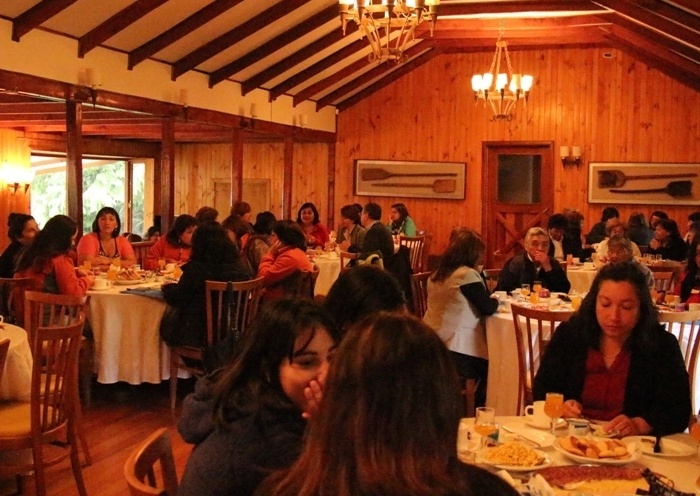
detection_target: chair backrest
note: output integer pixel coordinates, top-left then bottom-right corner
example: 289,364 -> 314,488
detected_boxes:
0,338 -> 10,389
31,314 -> 85,437
482,269 -> 501,294
409,271 -> 431,318
659,310 -> 700,412
650,271 -> 674,292
24,291 -> 88,349
131,241 -> 156,266
205,277 -> 265,347
0,276 -> 34,326
399,235 -> 426,273
124,427 -> 179,496
511,305 -> 574,415
339,251 -> 359,273
283,265 -> 320,299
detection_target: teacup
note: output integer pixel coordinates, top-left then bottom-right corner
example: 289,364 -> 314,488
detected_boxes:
493,290 -> 507,302
583,262 -> 595,270
93,278 -> 111,290
525,400 -> 549,427
572,257 -> 580,265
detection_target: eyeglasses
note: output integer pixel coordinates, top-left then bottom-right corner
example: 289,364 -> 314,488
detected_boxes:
529,241 -> 550,248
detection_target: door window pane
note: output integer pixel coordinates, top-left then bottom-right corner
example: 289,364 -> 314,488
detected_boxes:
497,154 -> 541,204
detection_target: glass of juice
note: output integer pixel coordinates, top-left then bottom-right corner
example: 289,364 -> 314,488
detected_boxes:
544,392 -> 564,435
690,414 -> 700,463
521,284 -> 530,298
474,407 -> 497,447
570,293 -> 582,310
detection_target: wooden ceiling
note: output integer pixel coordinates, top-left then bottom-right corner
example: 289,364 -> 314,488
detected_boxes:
0,0 -> 698,145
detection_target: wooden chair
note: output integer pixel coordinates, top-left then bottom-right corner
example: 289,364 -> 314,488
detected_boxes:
659,310 -> 700,413
482,269 -> 501,294
650,271 -> 674,292
648,263 -> 683,290
131,241 -> 156,267
283,265 -> 320,299
124,427 -> 179,496
0,277 -> 34,326
409,271 -> 431,318
511,305 -> 574,415
0,339 -> 9,389
339,251 -> 359,273
0,316 -> 87,496
169,277 -> 265,412
399,235 -> 426,273
23,291 -> 92,466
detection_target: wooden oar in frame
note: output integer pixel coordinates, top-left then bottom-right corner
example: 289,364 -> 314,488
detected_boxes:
361,167 -> 457,181
370,179 -> 456,194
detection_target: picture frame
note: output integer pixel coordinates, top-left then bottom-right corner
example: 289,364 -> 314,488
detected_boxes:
354,159 -> 466,200
588,162 -> 700,205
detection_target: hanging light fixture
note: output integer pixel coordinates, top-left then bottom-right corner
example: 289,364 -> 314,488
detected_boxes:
339,0 -> 440,64
471,31 -> 533,122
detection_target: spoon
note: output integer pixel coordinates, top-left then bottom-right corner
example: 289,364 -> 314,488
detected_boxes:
361,167 -> 457,181
610,180 -> 693,198
597,170 -> 697,188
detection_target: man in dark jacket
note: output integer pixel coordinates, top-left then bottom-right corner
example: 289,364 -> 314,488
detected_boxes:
547,213 -> 582,261
349,202 -> 394,260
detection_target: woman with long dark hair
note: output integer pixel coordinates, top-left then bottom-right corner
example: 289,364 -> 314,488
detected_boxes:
388,202 -> 417,237
0,213 -> 39,277
257,312 -> 516,496
15,215 -> 94,296
257,220 -> 312,301
177,298 -> 340,496
675,237 -> 700,304
534,263 -> 690,436
648,218 -> 687,261
335,204 -> 365,251
77,206 -> 137,270
143,214 -> 197,270
423,228 -> 497,407
242,211 -> 277,273
296,202 -> 329,249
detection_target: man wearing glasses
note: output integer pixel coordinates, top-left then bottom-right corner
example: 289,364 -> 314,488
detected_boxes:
496,227 -> 571,293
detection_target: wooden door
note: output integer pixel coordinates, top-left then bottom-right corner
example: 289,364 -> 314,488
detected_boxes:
482,142 -> 554,268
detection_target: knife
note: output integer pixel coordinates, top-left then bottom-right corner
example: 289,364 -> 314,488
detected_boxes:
500,425 -> 542,448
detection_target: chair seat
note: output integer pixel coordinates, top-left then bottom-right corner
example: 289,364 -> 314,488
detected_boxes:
0,402 -> 31,438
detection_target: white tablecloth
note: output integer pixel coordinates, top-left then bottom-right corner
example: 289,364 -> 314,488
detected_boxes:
88,284 -> 173,385
313,255 -> 341,296
0,323 -> 32,401
459,416 -> 700,494
566,267 -> 597,294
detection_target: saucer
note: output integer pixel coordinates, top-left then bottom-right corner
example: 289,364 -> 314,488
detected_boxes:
525,418 -> 566,430
90,286 -> 111,291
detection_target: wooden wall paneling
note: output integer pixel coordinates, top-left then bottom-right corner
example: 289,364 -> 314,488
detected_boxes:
243,142 -> 285,218
291,142 -> 330,226
160,116 -> 175,232
0,130 -> 31,250
231,129 -> 243,205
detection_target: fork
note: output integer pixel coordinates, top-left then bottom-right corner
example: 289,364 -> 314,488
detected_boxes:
501,425 -> 542,448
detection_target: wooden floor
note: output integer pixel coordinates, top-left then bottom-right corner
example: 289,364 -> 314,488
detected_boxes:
0,379 -> 196,496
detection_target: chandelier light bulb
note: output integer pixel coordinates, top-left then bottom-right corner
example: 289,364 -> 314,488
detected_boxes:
521,75 -> 534,91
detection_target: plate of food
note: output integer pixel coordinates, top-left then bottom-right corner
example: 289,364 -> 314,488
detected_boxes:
113,278 -> 145,286
537,465 -> 647,493
553,435 -> 641,465
524,417 -> 567,430
623,436 -> 696,458
476,441 -> 551,472
589,422 -> 618,438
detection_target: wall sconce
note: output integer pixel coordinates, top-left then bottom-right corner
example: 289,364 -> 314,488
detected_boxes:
84,68 -> 102,107
240,103 -> 258,129
560,145 -> 582,167
179,89 -> 189,120
0,162 -> 34,194
299,114 -> 308,129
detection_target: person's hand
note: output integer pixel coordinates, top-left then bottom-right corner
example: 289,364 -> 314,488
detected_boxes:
563,399 -> 582,418
607,414 -> 652,437
533,250 -> 552,271
301,379 -> 324,419
94,255 -> 112,267
84,274 -> 96,287
268,240 -> 282,257
650,239 -> 661,250
339,240 -> 351,251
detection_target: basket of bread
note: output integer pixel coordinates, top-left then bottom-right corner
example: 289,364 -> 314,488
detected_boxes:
114,268 -> 144,284
554,435 -> 640,465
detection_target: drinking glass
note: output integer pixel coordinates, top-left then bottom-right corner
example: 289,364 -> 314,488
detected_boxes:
532,280 -> 542,295
158,257 -> 166,271
474,407 -> 496,447
690,414 -> 700,463
82,259 -> 92,271
521,284 -> 530,298
570,293 -> 582,311
544,392 -> 564,435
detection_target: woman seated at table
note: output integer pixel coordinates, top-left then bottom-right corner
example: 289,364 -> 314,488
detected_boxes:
595,218 -> 641,262
15,215 -> 95,297
388,202 -> 417,237
335,204 -> 365,251
296,202 -> 329,249
533,263 -> 691,436
77,207 -> 137,271
0,213 -> 39,277
222,213 -> 253,251
143,214 -> 197,270
675,238 -> 700,304
423,228 -> 498,408
257,220 -> 312,301
242,211 -> 276,273
161,222 -> 251,348
257,312 -> 517,496
648,218 -> 687,262
178,298 -> 340,496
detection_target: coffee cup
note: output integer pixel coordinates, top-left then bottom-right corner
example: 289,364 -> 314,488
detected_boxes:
572,257 -> 580,265
583,262 -> 595,270
690,303 -> 700,312
494,291 -> 507,302
524,400 -> 549,427
93,278 -> 111,290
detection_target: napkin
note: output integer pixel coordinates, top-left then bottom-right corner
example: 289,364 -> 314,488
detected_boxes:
528,474 -> 555,496
121,288 -> 165,300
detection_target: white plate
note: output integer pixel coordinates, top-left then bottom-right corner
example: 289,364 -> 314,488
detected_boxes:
477,447 -> 551,472
89,286 -> 112,292
113,279 -> 145,286
623,435 -> 696,458
503,427 -> 555,448
525,418 -> 567,430
553,437 -> 641,465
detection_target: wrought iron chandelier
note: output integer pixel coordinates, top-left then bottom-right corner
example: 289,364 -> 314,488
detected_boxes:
339,0 -> 440,63
471,33 -> 533,121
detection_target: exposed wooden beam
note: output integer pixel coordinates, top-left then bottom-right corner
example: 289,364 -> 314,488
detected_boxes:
633,0 -> 700,33
438,0 -> 603,16
25,132 -> 161,158
335,48 -> 443,113
171,0 -> 311,80
231,130 -> 243,204
293,55 -> 372,107
316,44 -> 433,111
78,0 -> 169,58
160,116 -> 175,232
593,0 -> 700,48
128,0 -> 245,69
283,137 -> 293,220
421,14 -> 612,35
65,100 -> 84,234
209,5 -> 338,88
12,0 -> 78,42
269,39 -> 369,101
665,0 -> 700,15
240,23 -> 358,96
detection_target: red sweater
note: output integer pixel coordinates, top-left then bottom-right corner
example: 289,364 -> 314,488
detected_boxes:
257,246 -> 312,300
143,237 -> 192,270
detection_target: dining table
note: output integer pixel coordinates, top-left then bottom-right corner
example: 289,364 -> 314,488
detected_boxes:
0,323 -> 32,402
311,252 -> 341,296
565,266 -> 598,294
458,415 -> 700,494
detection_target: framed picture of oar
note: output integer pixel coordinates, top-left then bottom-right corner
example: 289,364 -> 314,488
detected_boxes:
588,162 -> 700,205
354,160 -> 466,200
